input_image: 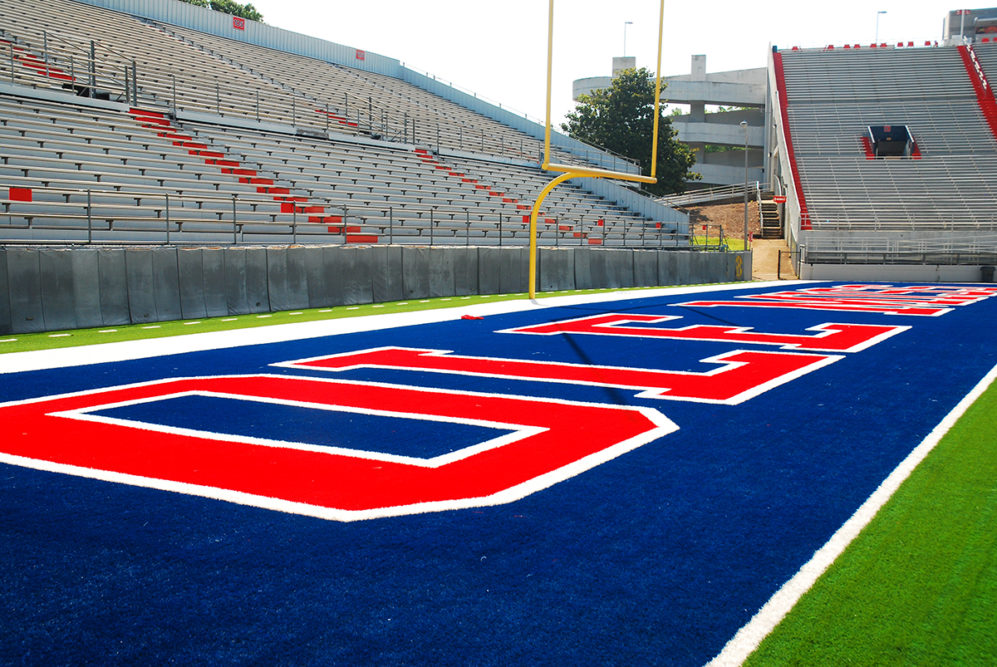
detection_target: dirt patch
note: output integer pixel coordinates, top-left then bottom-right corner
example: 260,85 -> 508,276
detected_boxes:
680,201 -> 760,242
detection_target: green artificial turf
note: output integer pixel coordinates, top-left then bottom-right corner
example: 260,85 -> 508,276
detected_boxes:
0,287 -> 656,355
746,378 -> 997,666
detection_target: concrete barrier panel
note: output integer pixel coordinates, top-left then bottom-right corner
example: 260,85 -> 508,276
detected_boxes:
69,249 -> 103,330
244,247 -> 270,314
429,247 -> 456,298
200,248 -> 228,318
125,249 -> 158,324
319,246 -> 347,307
633,250 -> 659,287
343,246 -> 375,305
657,251 -> 679,286
0,249 -> 11,335
284,247 -> 311,311
6,249 -> 45,333
223,248 -> 250,315
477,247 -> 502,295
39,249 -> 79,332
371,246 -> 404,303
538,248 -> 574,292
98,248 -> 130,326
603,249 -> 634,288
689,251 -> 715,285
498,247 -> 528,295
265,247 -> 288,312
451,247 -> 478,296
178,248 -> 208,320
152,247 -> 182,322
402,246 -> 431,300
303,246 -> 330,307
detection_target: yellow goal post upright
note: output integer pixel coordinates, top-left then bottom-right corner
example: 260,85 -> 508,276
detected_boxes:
528,0 -> 667,299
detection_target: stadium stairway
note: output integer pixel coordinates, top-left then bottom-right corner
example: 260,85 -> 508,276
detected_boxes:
410,148 -> 602,244
957,44 -> 997,141
126,107 -> 377,244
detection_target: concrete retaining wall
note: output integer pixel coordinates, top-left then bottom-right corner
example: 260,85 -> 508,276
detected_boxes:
0,246 -> 749,334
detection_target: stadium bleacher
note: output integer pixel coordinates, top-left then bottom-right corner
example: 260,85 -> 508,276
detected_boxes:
772,39 -> 997,274
0,0 -> 684,248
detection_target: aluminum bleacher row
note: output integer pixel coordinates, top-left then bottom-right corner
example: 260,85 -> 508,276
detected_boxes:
777,42 -> 997,233
0,93 -> 680,246
0,0 -> 615,167
0,0 -> 683,247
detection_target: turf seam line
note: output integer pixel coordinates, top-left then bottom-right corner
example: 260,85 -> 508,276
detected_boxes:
707,360 -> 997,667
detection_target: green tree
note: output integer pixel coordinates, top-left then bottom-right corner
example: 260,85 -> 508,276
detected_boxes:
179,0 -> 264,23
561,68 -> 698,195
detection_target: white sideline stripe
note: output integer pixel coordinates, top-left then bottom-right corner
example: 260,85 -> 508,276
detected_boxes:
0,281 -> 805,375
708,360 -> 997,666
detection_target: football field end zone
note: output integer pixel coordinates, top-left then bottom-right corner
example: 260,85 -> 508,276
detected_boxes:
2,279 -> 995,664
709,360 -> 997,666
0,280 -> 803,375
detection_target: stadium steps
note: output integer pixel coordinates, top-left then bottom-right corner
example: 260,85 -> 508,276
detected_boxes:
759,194 -> 783,239
126,107 -> 377,244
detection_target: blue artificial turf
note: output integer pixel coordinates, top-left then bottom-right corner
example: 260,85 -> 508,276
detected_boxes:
2,282 -> 996,665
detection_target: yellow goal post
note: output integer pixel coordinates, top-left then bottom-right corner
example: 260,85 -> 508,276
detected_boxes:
529,0 -> 666,299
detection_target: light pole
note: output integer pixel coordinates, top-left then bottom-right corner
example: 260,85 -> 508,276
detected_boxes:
623,21 -> 633,56
740,120 -> 749,251
875,10 -> 887,44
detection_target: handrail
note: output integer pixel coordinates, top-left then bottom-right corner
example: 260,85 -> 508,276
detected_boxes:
2,184 -> 688,249
658,181 -> 767,207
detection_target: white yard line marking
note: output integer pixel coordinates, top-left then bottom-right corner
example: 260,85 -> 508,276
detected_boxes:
708,361 -> 997,666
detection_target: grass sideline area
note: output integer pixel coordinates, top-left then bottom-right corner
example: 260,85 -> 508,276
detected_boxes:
746,375 -> 997,665
0,287 -> 651,355
3,284 -> 993,662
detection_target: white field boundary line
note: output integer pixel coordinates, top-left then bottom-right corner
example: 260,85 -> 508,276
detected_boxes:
0,281 -> 809,375
708,360 -> 997,666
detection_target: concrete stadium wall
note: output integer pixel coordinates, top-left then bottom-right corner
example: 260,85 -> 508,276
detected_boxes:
0,246 -> 748,334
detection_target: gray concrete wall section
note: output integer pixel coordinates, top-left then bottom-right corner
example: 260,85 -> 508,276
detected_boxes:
497,248 -> 529,295
69,250 -> 105,330
266,247 -> 310,313
178,248 -> 209,320
124,249 -> 159,324
429,247 -> 456,298
152,248 -> 183,323
370,246 -> 404,304
39,249 -> 79,332
401,247 -> 432,300
452,248 -> 478,296
302,246 -> 330,308
538,248 -> 574,292
97,248 -> 130,326
476,247 -> 502,295
200,249 -> 229,318
6,249 -> 44,333
0,250 -> 10,335
0,246 -> 749,334
339,246 -> 375,305
633,250 -> 659,287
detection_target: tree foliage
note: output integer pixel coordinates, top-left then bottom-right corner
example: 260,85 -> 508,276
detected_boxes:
179,0 -> 264,23
561,68 -> 698,195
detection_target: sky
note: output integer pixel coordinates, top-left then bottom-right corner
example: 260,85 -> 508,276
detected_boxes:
246,1 -> 966,125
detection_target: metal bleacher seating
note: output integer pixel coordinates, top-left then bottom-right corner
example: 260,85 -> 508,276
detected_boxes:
778,43 -> 997,232
0,0 -> 681,248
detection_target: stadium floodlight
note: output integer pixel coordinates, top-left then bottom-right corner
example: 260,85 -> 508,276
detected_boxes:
624,21 -> 634,57
875,10 -> 887,44
528,0 -> 666,299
